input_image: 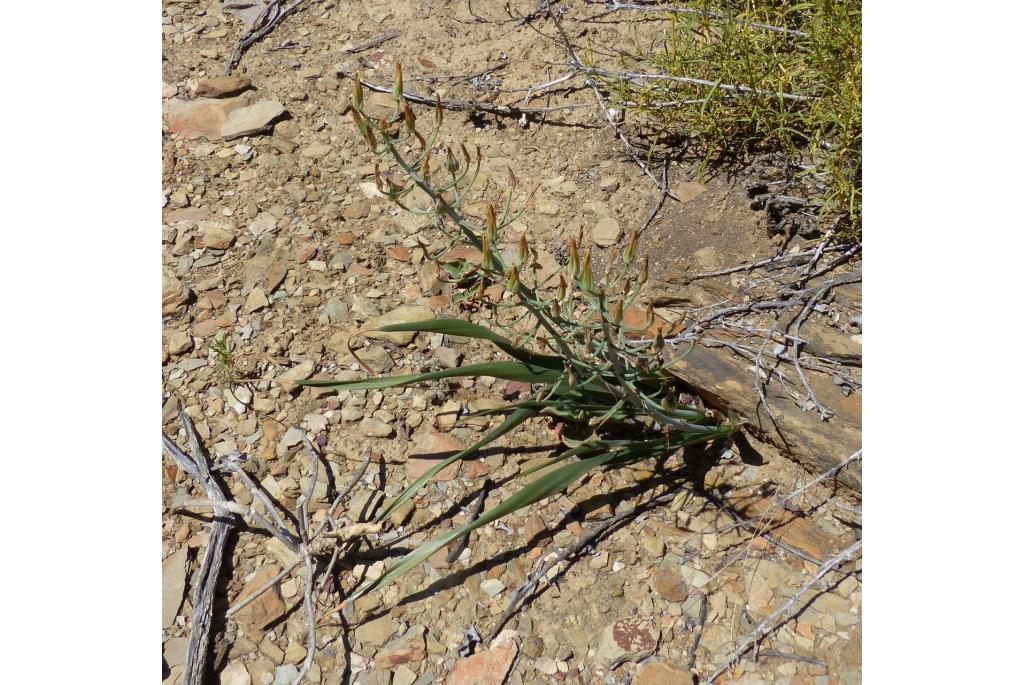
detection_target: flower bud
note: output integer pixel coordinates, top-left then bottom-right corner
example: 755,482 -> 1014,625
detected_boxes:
486,205 -> 498,243
568,239 -> 580,279
581,248 -> 594,293
507,265 -> 521,293
481,233 -> 494,271
353,73 -> 364,109
518,234 -> 529,266
394,61 -> 404,105
624,229 -> 639,265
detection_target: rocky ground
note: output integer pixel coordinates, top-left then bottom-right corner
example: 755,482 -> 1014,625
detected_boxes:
162,2 -> 862,684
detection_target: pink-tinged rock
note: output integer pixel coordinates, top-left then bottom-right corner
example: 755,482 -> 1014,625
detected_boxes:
373,625 -> 426,668
596,616 -> 660,668
234,564 -> 287,633
449,630 -> 519,685
635,661 -> 691,685
502,381 -> 533,400
406,432 -> 463,482
164,97 -> 247,140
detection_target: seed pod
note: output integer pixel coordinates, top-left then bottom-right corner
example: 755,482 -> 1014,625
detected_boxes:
556,275 -> 567,302
403,100 -> 416,133
486,205 -> 498,243
624,229 -> 640,265
550,300 -> 561,319
581,248 -> 594,293
445,146 -> 458,175
568,239 -> 580,279
481,233 -> 494,271
507,265 -> 521,293
353,73 -> 365,109
639,256 -> 649,286
609,300 -> 624,326
643,302 -> 655,329
394,61 -> 404,105
420,151 -> 431,178
518,234 -> 529,266
622,278 -> 633,300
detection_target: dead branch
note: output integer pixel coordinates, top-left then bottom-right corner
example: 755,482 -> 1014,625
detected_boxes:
335,69 -> 587,116
588,1 -> 810,38
163,414 -> 237,685
341,31 -> 400,55
572,63 -> 817,102
224,0 -> 317,76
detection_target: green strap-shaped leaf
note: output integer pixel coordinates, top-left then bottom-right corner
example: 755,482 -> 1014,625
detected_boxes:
377,406 -> 540,521
375,319 -> 564,370
297,360 -> 562,391
347,449 -> 621,603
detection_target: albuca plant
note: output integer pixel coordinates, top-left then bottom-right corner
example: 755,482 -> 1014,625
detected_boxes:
299,63 -> 738,601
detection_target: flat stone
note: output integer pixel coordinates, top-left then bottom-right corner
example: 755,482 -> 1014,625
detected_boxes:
405,432 -> 464,482
650,568 -> 687,603
364,305 -> 435,345
679,566 -> 710,588
165,329 -> 193,356
596,616 -> 660,668
235,564 -> 287,633
272,665 -> 299,685
635,661 -> 691,685
535,656 -> 558,675
164,96 -> 247,139
641,535 -> 666,557
196,75 -> 253,98
221,100 -> 287,139
301,143 -> 332,159
593,216 -> 621,247
673,180 -> 707,203
243,287 -> 270,314
163,637 -> 188,669
360,417 -> 394,438
220,661 -> 252,685
480,578 -> 506,598
354,615 -> 399,647
163,267 -> 191,316
374,625 -> 426,669
249,212 -> 279,237
392,665 -> 417,685
277,360 -> 315,392
162,548 -> 189,629
198,221 -> 235,250
449,630 -> 519,685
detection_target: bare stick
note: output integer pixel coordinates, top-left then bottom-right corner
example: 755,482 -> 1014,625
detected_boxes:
163,413 -> 236,685
341,31 -> 400,55
336,69 -> 587,116
224,0 -> 315,76
701,539 -> 862,684
312,448 -> 372,540
639,161 -> 671,233
572,63 -> 817,102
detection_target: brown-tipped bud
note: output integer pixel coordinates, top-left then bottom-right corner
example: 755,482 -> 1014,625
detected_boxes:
374,163 -> 384,192
581,248 -> 594,293
622,277 -> 633,299
609,300 -> 624,326
481,233 -> 494,271
518,234 -> 529,266
653,328 -> 665,353
353,74 -> 364,109
460,143 -> 470,164
507,265 -> 521,293
445,146 -> 458,175
394,61 -> 404,103
485,205 -> 498,243
624,229 -> 640,265
568,239 -> 580,279
639,256 -> 649,286
557,274 -> 567,302
403,101 -> 416,133
550,300 -> 561,319
475,278 -> 487,301
420,151 -> 431,178
434,93 -> 443,127
643,302 -> 655,329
